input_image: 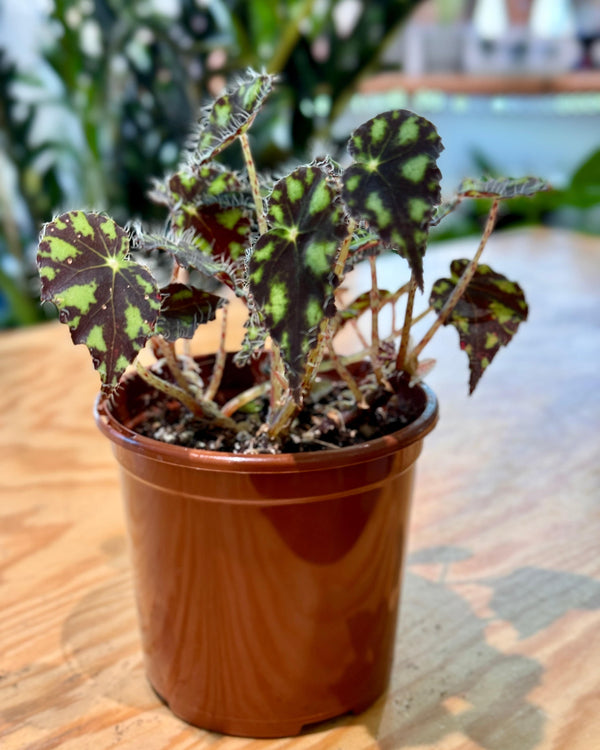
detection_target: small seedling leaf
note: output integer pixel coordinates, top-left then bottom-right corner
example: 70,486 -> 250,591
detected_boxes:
156,283 -> 226,341
342,110 -> 443,289
193,71 -> 274,164
248,165 -> 346,396
430,260 -> 528,393
37,211 -> 161,393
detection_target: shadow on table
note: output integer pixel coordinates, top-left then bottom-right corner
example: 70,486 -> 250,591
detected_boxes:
341,546 -> 600,750
60,543 -> 600,749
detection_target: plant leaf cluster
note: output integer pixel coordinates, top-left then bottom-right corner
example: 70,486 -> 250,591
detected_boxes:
37,70 -> 549,446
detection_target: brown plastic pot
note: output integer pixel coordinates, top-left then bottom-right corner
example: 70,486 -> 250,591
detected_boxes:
94,364 -> 438,738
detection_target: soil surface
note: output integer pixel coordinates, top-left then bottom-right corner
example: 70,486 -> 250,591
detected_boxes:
122,363 -> 426,454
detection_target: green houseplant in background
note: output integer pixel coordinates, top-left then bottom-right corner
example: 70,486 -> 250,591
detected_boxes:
0,0 -> 427,328
35,71 -> 548,737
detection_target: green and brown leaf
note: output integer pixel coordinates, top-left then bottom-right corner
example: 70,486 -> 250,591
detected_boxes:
342,110 -> 443,289
156,283 -> 225,341
248,165 -> 346,396
430,260 -> 528,394
192,71 -> 274,165
158,165 -> 252,262
37,211 -> 161,393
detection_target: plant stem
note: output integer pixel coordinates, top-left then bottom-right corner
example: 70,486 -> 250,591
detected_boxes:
205,305 -> 228,402
239,131 -> 267,234
267,218 -> 357,441
333,218 -> 356,279
154,337 -> 196,396
222,381 -> 271,418
327,340 -> 367,408
350,318 -> 369,350
240,128 -> 287,404
266,396 -> 298,440
412,199 -> 500,362
368,255 -> 384,383
411,305 -> 433,327
135,360 -> 241,432
396,274 -> 418,371
270,343 -> 284,408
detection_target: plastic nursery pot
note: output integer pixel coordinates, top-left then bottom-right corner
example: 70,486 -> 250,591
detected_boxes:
94,362 -> 438,739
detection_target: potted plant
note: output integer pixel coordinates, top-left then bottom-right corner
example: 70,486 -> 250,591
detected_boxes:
36,70 -> 547,738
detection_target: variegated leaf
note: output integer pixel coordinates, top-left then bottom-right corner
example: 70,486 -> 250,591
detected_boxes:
192,71 -> 274,164
37,211 -> 161,394
430,260 -> 528,394
342,110 -> 443,290
156,283 -> 225,341
248,166 -> 346,396
163,166 -> 251,261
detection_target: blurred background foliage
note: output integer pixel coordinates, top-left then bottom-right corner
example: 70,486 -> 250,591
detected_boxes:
1,0 -> 599,329
1,0 -> 425,328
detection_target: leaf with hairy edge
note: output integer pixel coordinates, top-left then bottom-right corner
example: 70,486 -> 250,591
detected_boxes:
156,283 -> 226,341
233,311 -> 269,367
153,166 -> 252,262
342,110 -> 443,290
431,176 -> 550,226
430,260 -> 528,394
457,176 -> 551,199
192,71 -> 274,165
133,231 -> 239,292
37,211 -> 161,394
248,166 -> 346,397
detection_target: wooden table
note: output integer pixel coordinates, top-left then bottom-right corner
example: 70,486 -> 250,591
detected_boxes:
1,228 -> 599,749
360,71 -> 600,96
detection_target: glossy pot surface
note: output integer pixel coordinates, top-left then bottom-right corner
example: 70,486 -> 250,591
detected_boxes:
95,373 -> 438,737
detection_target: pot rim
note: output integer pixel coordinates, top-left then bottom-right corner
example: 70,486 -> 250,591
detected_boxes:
94,382 -> 438,473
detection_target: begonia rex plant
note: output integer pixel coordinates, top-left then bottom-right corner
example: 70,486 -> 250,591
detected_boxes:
36,70 -> 548,452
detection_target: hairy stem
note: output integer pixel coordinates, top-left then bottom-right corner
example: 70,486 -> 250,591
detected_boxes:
205,305 -> 228,402
266,396 -> 298,440
412,199 -> 500,361
154,337 -> 196,396
135,361 -> 241,432
240,131 -> 267,235
270,343 -> 284,408
411,305 -> 433,327
327,340 -> 367,408
333,218 -> 356,279
396,274 -> 418,371
350,318 -> 369,350
368,256 -> 385,383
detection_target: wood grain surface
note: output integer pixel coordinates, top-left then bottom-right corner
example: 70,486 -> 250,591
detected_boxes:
1,228 -> 599,749
360,71 -> 600,95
